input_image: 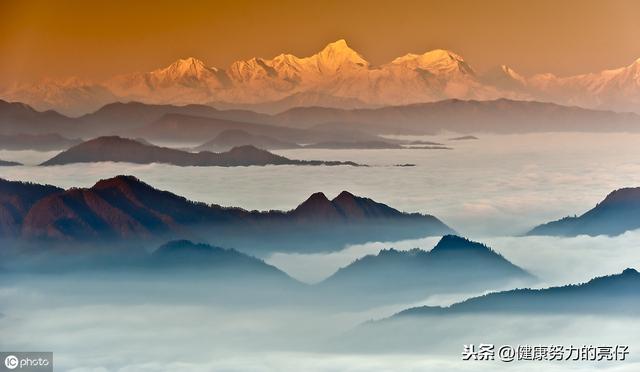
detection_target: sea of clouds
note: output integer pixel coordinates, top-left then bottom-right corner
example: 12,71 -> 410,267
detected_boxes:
2,132 -> 640,371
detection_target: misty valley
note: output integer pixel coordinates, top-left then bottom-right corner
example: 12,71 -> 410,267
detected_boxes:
2,12 -> 640,370
1,127 -> 640,371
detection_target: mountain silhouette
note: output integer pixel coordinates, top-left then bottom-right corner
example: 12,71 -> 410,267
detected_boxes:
10,176 -> 453,254
0,133 -> 80,151
4,99 -> 640,142
395,268 -> 640,317
40,136 -> 358,167
0,179 -> 63,236
0,99 -> 77,135
149,240 -> 296,281
0,160 -> 21,166
277,99 -> 640,133
318,235 -> 533,306
528,187 -> 640,236
132,112 -> 379,144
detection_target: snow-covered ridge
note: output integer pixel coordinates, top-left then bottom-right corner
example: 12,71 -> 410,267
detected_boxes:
3,39 -> 640,116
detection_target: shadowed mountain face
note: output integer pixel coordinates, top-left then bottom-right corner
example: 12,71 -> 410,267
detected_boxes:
20,175 -> 244,240
77,102 -> 242,135
150,240 -> 295,281
40,136 -> 358,167
0,179 -> 63,236
132,112 -> 381,144
279,99 -> 640,133
4,99 -> 640,143
0,100 -> 77,135
395,268 -> 640,317
528,187 -> 640,236
194,129 -> 300,152
0,100 -> 378,144
5,176 -> 453,254
0,133 -> 81,151
318,235 -> 533,305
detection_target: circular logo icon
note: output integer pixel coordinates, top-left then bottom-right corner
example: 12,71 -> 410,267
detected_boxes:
4,355 -> 19,370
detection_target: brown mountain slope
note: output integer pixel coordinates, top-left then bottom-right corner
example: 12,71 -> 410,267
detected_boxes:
13,176 -> 453,254
0,179 -> 63,236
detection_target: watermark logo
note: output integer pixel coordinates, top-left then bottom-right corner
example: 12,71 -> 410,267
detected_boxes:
0,353 -> 52,372
4,356 -> 18,370
462,344 -> 629,362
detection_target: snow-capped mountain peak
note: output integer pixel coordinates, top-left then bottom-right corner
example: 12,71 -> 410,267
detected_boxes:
3,39 -> 640,116
312,39 -> 369,72
154,57 -> 218,80
390,49 -> 474,75
480,65 -> 527,91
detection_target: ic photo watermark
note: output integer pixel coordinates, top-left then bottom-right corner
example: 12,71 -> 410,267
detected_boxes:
0,353 -> 52,372
462,344 -> 629,362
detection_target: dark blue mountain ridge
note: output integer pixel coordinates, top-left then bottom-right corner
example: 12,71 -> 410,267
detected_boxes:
149,240 -> 296,281
528,187 -> 640,236
394,268 -> 640,317
317,235 -> 534,305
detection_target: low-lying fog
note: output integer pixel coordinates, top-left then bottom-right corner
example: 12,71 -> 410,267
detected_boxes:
268,232 -> 640,285
2,133 -> 640,371
3,133 -> 640,236
1,275 -> 638,371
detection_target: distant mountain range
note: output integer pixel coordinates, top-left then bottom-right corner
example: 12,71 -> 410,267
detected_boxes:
0,100 -> 389,144
40,136 -> 358,167
3,39 -> 640,116
1,175 -> 453,254
276,99 -> 640,133
394,268 -> 640,317
193,129 -> 409,151
528,187 -> 640,236
0,133 -> 80,151
3,99 -> 640,143
318,235 -> 534,306
194,129 -> 300,152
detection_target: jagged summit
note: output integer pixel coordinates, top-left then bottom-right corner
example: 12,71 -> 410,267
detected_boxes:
390,49 -> 474,75
290,190 -> 451,226
333,190 -> 356,201
4,177 -> 452,248
8,38 -> 640,116
314,39 -> 369,70
153,56 -> 220,81
293,192 -> 336,219
165,57 -> 213,73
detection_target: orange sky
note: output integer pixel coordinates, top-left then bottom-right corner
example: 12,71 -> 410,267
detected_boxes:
1,0 -> 640,85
